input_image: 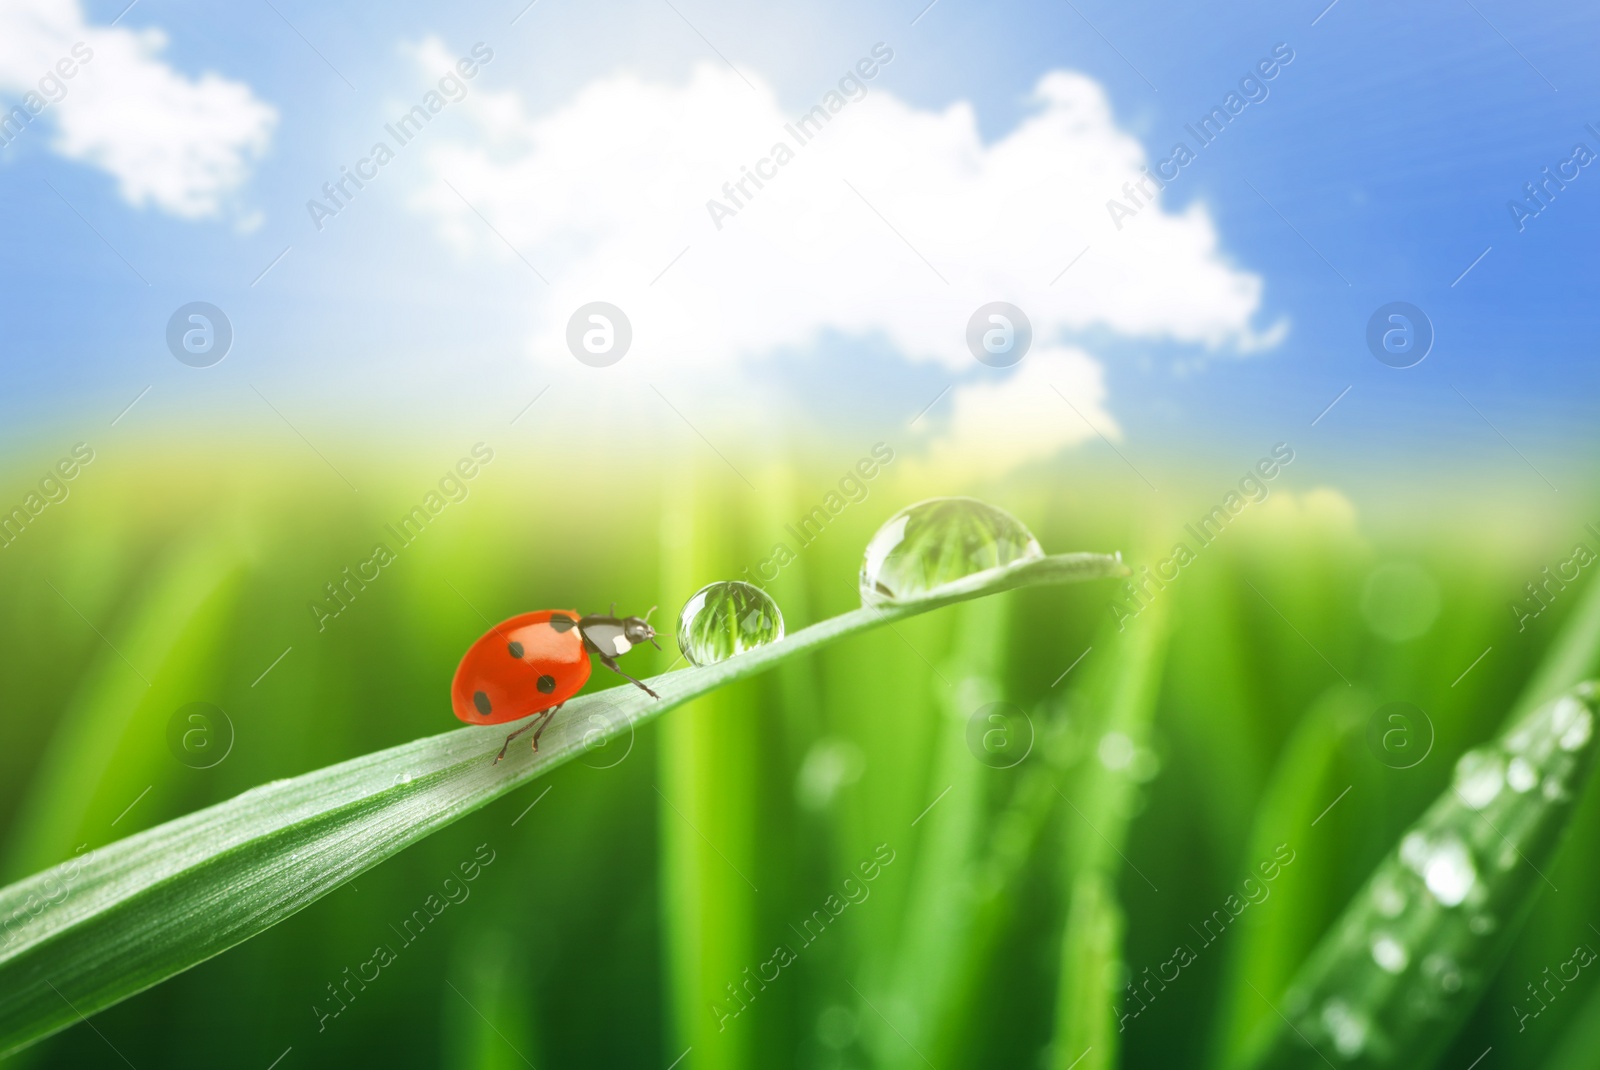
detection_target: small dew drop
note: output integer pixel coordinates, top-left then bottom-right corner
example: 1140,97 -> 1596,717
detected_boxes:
676,581 -> 785,667
1543,774 -> 1567,801
1506,756 -> 1537,793
1422,837 -> 1476,907
858,497 -> 1043,606
1423,953 -> 1463,993
1559,707 -> 1593,752
1400,831 -> 1430,871
1371,876 -> 1406,918
1371,935 -> 1409,974
1453,750 -> 1504,809
1320,1000 -> 1368,1059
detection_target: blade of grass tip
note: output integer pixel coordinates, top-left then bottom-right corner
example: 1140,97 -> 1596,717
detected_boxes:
0,546 -> 1125,1056
870,596 -> 1008,1070
1206,686 -> 1372,1070
1234,682 -> 1600,1070
1048,586 -> 1173,1069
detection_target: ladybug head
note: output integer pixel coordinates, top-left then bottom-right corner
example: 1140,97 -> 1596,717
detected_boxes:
622,606 -> 661,651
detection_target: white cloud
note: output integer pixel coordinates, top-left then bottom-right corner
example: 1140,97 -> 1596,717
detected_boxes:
406,46 -> 1277,472
918,346 -> 1117,480
0,0 -> 275,219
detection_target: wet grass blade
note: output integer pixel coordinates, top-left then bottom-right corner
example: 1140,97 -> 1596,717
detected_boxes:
1234,682 -> 1600,1070
1048,589 -> 1173,1069
0,551 -> 1125,1056
1052,872 -> 1123,1070
870,597 -> 1008,1070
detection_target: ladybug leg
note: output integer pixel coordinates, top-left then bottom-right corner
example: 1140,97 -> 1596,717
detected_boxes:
530,704 -> 562,752
494,714 -> 546,764
597,653 -> 660,699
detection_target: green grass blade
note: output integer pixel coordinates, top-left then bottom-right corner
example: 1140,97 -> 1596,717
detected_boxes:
1048,588 -> 1173,1068
1051,871 -> 1124,1070
3,538 -> 243,880
1207,686 -> 1371,1069
869,597 -> 1009,1070
1236,682 -> 1600,1069
1540,983 -> 1600,1070
1516,575 -> 1600,715
0,550 -> 1125,1056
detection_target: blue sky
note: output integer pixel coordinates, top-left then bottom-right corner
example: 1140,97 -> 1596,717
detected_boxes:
1,0 -> 1595,502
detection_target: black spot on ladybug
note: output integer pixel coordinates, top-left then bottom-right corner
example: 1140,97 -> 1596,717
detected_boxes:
537,674 -> 557,694
549,614 -> 575,632
508,641 -> 525,658
473,690 -> 492,716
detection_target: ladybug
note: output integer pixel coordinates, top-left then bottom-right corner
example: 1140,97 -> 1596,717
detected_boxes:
452,606 -> 661,761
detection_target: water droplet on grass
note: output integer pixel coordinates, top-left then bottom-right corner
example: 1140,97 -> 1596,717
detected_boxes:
1321,999 -> 1368,1058
1372,935 -> 1409,973
1371,876 -> 1406,917
859,497 -> 1043,606
1423,952 -> 1463,992
1453,750 -> 1504,808
1507,756 -> 1537,792
1554,697 -> 1593,751
676,581 -> 784,666
1420,836 -> 1476,906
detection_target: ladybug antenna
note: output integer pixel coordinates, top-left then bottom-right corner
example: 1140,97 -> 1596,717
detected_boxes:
644,605 -> 657,623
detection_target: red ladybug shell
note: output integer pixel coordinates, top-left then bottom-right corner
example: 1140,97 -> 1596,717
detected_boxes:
451,609 -> 592,726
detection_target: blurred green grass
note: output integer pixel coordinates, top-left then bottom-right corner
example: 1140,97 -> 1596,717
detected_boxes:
1,438 -> 1597,1069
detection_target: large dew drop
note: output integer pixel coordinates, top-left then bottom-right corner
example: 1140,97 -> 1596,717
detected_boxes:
859,497 -> 1043,606
676,581 -> 785,667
